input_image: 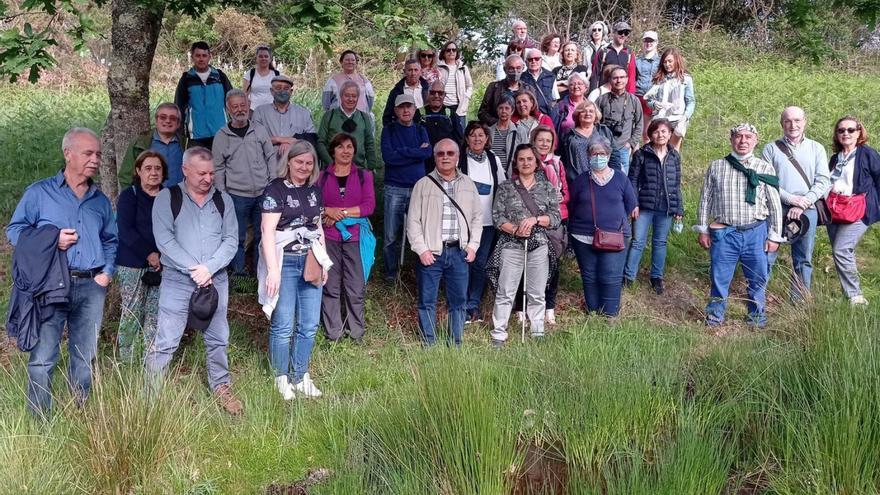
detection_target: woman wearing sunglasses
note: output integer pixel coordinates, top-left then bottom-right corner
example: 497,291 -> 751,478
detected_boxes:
417,48 -> 441,84
317,80 -> 377,170
437,41 -> 473,140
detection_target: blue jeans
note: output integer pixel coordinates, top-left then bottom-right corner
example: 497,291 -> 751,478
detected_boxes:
624,210 -> 673,280
445,106 -> 466,139
27,276 -> 107,417
466,226 -> 496,315
706,222 -> 769,327
382,185 -> 413,279
768,207 -> 817,301
610,146 -> 632,175
230,194 -> 262,274
416,246 -> 469,346
269,253 -> 322,383
571,236 -> 628,316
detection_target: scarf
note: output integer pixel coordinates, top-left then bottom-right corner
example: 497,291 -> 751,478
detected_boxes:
725,154 -> 779,204
466,149 -> 487,162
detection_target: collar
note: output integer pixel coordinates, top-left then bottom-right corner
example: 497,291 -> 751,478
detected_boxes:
431,169 -> 460,183
189,66 -> 217,76
730,151 -> 753,161
152,129 -> 179,143
783,135 -> 805,148
55,169 -> 95,190
272,102 -> 291,113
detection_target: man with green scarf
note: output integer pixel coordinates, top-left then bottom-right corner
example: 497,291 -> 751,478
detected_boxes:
695,123 -> 784,327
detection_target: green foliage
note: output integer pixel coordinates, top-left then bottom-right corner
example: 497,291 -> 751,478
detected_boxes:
0,23 -> 57,82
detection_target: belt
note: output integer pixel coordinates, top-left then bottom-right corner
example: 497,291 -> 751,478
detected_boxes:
443,240 -> 460,249
69,268 -> 101,278
734,220 -> 765,232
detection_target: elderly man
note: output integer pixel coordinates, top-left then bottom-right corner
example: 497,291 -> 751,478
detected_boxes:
213,89 -> 276,276
510,19 -> 538,49
7,128 -> 118,417
148,147 -> 241,414
407,139 -> 482,346
590,21 -> 637,93
696,124 -> 784,328
478,55 -> 535,125
596,67 -> 643,174
174,41 -> 232,149
382,59 -> 430,126
252,74 -> 317,168
422,81 -> 459,173
521,48 -> 560,116
761,106 -> 831,301
380,94 -> 433,280
120,103 -> 185,189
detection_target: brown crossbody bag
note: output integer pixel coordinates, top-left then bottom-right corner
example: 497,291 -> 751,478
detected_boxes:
589,178 -> 626,252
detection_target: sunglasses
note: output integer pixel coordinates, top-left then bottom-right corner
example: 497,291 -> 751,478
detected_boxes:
618,30 -> 631,36
445,47 -> 458,52
592,28 -> 603,32
837,127 -> 859,134
429,90 -> 444,96
435,150 -> 456,157
527,57 -> 542,61
420,53 -> 435,58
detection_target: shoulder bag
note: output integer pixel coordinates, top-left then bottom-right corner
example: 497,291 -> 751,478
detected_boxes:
427,175 -> 471,246
589,178 -> 625,252
513,180 -> 568,256
774,140 -> 832,225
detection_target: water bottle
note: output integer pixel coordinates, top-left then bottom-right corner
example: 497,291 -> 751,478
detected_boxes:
673,218 -> 684,234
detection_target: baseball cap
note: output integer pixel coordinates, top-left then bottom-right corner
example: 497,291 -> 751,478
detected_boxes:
783,213 -> 810,244
395,94 -> 416,107
187,285 -> 219,330
643,31 -> 658,41
613,21 -> 632,32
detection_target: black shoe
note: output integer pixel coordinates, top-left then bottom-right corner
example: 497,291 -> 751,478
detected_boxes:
650,277 -> 665,295
623,278 -> 634,288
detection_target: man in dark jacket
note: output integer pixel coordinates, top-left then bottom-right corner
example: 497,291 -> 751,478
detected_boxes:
174,41 -> 233,149
478,55 -> 535,125
422,81 -> 460,174
520,49 -> 559,115
382,59 -> 430,126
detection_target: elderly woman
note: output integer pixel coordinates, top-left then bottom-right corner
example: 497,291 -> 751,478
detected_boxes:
417,47 -> 441,84
318,133 -> 376,343
826,116 -> 880,306
322,49 -> 376,115
260,141 -> 328,400
317,80 -> 377,169
488,144 -> 561,345
623,119 -> 683,294
568,138 -> 638,317
553,41 -> 590,97
242,45 -> 278,111
437,40 -> 474,140
540,33 -> 563,71
496,40 -> 526,80
644,48 -> 696,151
489,95 -> 530,176
552,72 -> 588,141
512,89 -> 555,138
459,121 -> 506,323
115,150 -> 166,361
561,100 -> 614,183
582,21 -> 609,76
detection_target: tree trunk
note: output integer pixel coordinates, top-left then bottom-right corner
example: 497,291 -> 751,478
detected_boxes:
100,0 -> 165,199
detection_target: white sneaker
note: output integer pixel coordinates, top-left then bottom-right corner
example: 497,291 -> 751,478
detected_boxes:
545,309 -> 556,325
275,376 -> 295,401
294,373 -> 323,398
515,311 -> 525,323
850,295 -> 869,306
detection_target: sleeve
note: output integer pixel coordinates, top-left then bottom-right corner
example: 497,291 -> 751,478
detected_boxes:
683,75 -> 696,120
558,161 -> 570,210
260,182 -> 284,214
380,127 -> 432,168
674,154 -> 685,216
493,183 -> 513,228
464,65 -> 474,98
243,70 -> 251,83
626,55 -> 637,93
316,112 -> 333,166
261,128 -> 277,169
761,144 -> 793,205
465,182 -> 483,252
99,198 -> 119,275
212,133 -> 227,192
363,114 -> 378,170
359,170 -> 376,217
364,78 -> 376,111
807,143 -> 831,205
6,186 -> 39,246
119,133 -> 148,191
622,175 -> 638,215
406,181 -> 428,254
478,83 -> 499,125
764,177 -> 785,243
205,193 -> 239,275
252,106 -> 265,127
644,83 -> 660,109
628,149 -> 643,192
151,189 -> 200,273
382,89 -> 396,127
695,164 -> 715,234
629,96 -> 643,150
174,73 -> 189,117
220,70 -> 233,95
544,182 -> 561,228
116,189 -> 149,258
322,78 -> 337,111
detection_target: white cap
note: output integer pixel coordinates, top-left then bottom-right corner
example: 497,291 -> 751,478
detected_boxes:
642,31 -> 658,41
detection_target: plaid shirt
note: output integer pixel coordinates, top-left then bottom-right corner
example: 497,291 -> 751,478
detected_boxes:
696,153 -> 784,242
441,174 -> 460,242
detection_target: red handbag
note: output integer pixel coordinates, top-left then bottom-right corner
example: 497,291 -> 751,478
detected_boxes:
589,178 -> 626,252
827,192 -> 866,224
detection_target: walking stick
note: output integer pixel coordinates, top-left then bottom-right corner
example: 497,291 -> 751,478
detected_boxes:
398,212 -> 408,280
522,240 -> 528,344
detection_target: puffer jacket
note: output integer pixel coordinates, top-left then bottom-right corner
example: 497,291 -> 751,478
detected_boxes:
628,143 -> 684,216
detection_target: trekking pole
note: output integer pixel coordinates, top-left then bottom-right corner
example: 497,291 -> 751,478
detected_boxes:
398,212 -> 408,280
521,241 -> 528,344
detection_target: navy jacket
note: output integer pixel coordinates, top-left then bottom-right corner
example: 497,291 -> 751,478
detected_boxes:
380,121 -> 432,188
7,225 -> 70,352
520,69 -> 557,115
115,184 -> 160,268
568,171 -> 637,237
422,108 -> 460,174
382,77 -> 430,126
174,66 -> 232,140
628,144 -> 684,216
829,144 -> 880,225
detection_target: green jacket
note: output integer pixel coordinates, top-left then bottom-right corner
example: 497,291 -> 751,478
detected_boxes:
118,130 -> 153,190
317,108 -> 377,170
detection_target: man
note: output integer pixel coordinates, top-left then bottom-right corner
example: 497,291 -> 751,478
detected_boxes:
407,139 -> 482,346
252,74 -> 318,169
148,147 -> 241,415
7,128 -> 118,417
380,94 -> 433,280
510,19 -> 538,49
478,55 -> 535,125
382,59 -> 430,126
761,106 -> 831,301
520,48 -> 560,116
696,123 -> 784,328
120,103 -> 185,189
213,89 -> 276,276
422,81 -> 459,174
596,67 -> 643,174
590,21 -> 637,93
174,41 -> 233,149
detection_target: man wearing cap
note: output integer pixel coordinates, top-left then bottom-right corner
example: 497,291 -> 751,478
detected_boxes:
635,31 -> 661,128
380,94 -> 433,280
382,59 -> 430,126
521,48 -> 560,116
596,67 -> 643,175
590,21 -> 637,93
213,89 -> 276,276
696,124 -> 784,327
252,74 -> 318,167
148,146 -> 242,415
761,106 -> 831,301
510,20 -> 538,49
407,139 -> 482,346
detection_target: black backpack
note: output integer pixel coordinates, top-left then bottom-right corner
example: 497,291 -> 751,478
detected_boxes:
169,185 -> 225,220
249,67 -> 280,84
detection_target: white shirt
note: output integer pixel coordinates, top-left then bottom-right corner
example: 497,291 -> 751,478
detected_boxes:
467,155 -> 503,226
832,150 -> 856,195
403,83 -> 424,109
244,69 -> 275,110
542,53 -> 561,72
196,70 -> 210,83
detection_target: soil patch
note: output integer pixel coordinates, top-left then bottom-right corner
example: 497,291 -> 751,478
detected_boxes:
510,439 -> 568,495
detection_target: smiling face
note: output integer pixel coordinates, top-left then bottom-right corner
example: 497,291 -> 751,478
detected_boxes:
341,53 -> 358,73
643,38 -> 657,52
63,132 -> 102,181
730,130 -> 758,156
591,26 -> 604,43
548,37 -> 561,54
578,105 -> 597,127
226,95 -> 250,126
443,44 -> 458,63
434,139 -> 459,177
287,152 -> 315,185
514,148 -> 538,178
533,131 -> 554,156
155,107 -> 180,135
568,77 -> 586,97
428,83 -> 445,111
781,107 -> 806,142
610,69 -> 628,94
340,85 -> 359,112
515,93 -> 534,117
835,119 -> 861,150
561,43 -> 579,65
256,48 -> 271,69
466,127 -> 487,153
137,156 -> 164,189
614,29 -> 630,46
419,50 -> 435,69
332,138 -> 355,166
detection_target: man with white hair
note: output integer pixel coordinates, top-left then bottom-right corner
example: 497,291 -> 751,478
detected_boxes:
7,127 -> 119,417
520,48 -> 560,115
510,20 -> 538,49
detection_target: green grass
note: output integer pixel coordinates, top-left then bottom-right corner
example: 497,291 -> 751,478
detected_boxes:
1,58 -> 880,493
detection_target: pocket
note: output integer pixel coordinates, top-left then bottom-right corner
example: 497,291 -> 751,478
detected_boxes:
474,181 -> 492,196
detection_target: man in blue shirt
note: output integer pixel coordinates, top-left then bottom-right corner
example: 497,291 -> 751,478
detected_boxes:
7,127 -> 119,417
120,102 -> 185,189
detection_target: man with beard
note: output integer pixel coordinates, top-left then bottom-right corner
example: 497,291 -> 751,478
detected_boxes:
253,74 -> 318,170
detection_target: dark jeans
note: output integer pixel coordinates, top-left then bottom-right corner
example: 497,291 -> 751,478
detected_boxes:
382,185 -> 413,279
466,226 -> 496,315
322,239 -> 366,341
230,193 -> 262,274
571,235 -> 628,316
416,246 -> 469,346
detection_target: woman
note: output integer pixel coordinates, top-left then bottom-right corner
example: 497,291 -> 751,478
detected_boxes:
489,95 -> 530,176
496,40 -> 526,80
587,64 -> 619,102
437,40 -> 474,140
553,72 -> 589,141
317,81 -> 377,169
561,100 -> 614,183
644,48 -> 696,151
568,139 -> 638,317
488,144 -> 561,345
553,41 -> 590,97
826,116 -> 880,306
242,45 -> 278,111
115,150 -> 166,361
417,47 -> 441,84
260,141 -> 328,400
322,49 -> 376,115
540,33 -> 563,71
623,119 -> 683,294
582,21 -> 609,77
459,121 -> 506,323
318,133 -> 376,342
512,90 -> 554,138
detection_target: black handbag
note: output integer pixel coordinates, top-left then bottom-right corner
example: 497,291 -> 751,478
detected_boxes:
774,140 -> 831,226
141,268 -> 162,287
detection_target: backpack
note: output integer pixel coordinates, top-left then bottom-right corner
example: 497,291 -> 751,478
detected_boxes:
169,185 -> 225,220
248,67 -> 280,83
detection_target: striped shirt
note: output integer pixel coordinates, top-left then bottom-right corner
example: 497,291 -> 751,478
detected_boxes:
441,174 -> 460,241
696,154 -> 784,243
492,127 -> 511,171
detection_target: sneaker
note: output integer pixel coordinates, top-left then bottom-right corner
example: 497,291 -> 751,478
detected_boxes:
294,373 -> 323,398
214,383 -> 243,415
274,376 -> 295,401
490,338 -> 506,349
545,309 -> 556,325
515,311 -> 525,323
850,295 -> 869,306
650,278 -> 665,295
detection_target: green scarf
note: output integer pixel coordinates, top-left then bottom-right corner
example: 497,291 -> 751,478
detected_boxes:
724,154 -> 779,204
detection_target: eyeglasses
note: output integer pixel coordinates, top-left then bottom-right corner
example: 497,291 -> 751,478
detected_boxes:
837,127 -> 859,134
157,114 -> 179,122
592,28 -> 603,32
527,57 -> 542,61
435,151 -> 457,157
445,48 -> 458,52
420,53 -> 434,58
618,30 -> 631,36
429,90 -> 445,96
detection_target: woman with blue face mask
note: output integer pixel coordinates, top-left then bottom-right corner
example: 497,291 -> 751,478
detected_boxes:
567,138 -> 638,317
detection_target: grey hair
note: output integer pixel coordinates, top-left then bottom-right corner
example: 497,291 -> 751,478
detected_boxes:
183,146 -> 213,166
403,58 -> 420,69
339,80 -> 361,98
226,88 -> 248,105
155,102 -> 181,119
504,54 -> 524,69
588,138 -> 612,155
524,48 -> 541,60
567,72 -> 588,86
61,127 -> 99,152
512,19 -> 527,29
283,141 -> 320,185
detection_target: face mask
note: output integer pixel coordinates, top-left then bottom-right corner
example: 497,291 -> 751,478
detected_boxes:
589,155 -> 609,171
505,70 -> 522,83
273,90 -> 291,104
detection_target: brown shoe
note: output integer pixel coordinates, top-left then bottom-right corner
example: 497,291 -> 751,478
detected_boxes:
214,383 -> 242,416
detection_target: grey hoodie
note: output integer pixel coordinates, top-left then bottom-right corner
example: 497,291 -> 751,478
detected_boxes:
212,122 -> 277,198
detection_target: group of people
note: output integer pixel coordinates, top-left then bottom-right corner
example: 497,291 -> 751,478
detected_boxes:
6,21 -> 880,418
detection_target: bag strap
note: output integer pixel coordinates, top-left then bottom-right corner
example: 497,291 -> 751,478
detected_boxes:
587,176 -> 623,230
775,139 -> 812,189
514,180 -> 543,218
170,185 -> 224,220
427,175 -> 470,245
